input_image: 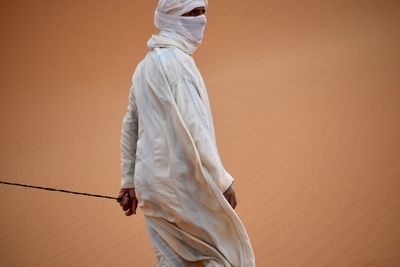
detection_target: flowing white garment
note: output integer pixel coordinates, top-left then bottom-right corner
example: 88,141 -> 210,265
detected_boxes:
120,1 -> 255,266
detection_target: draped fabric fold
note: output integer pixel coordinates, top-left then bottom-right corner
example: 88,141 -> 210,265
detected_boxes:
120,1 -> 255,266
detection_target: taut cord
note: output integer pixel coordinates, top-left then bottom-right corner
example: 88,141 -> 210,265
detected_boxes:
0,180 -> 120,201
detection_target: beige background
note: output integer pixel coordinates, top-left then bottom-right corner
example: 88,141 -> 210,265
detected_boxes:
1,0 -> 399,266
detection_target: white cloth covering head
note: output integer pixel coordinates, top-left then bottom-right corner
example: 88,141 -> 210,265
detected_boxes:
148,0 -> 208,55
156,0 -> 208,16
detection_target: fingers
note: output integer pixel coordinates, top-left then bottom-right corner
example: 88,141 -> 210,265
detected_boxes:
124,197 -> 133,215
120,194 -> 130,210
131,197 -> 138,215
118,188 -> 138,216
127,188 -> 138,215
232,193 -> 237,209
224,190 -> 237,210
229,195 -> 235,209
125,205 -> 133,216
125,198 -> 138,216
223,191 -> 235,209
223,192 -> 228,202
116,191 -> 127,203
128,188 -> 136,199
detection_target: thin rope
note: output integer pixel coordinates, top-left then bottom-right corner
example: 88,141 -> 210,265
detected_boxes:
0,180 -> 120,201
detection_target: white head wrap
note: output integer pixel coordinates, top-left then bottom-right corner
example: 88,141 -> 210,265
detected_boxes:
148,0 -> 208,55
155,0 -> 208,16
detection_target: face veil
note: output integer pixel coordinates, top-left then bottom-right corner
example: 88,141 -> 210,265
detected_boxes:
154,0 -> 209,46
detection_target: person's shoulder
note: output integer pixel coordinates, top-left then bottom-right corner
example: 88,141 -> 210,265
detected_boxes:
155,47 -> 196,82
135,47 -> 198,86
130,57 -> 146,83
136,47 -> 191,72
156,47 -> 192,65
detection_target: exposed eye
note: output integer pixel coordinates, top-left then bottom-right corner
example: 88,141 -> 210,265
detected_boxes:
195,9 -> 206,16
182,7 -> 206,17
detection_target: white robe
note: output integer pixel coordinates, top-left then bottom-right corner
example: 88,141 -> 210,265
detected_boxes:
120,32 -> 255,266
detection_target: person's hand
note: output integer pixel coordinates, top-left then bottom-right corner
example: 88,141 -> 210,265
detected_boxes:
223,185 -> 237,209
117,188 -> 138,216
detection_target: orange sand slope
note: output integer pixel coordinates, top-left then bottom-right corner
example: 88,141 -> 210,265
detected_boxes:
1,1 -> 399,266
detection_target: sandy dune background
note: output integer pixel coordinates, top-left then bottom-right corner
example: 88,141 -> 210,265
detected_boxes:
1,0 -> 399,266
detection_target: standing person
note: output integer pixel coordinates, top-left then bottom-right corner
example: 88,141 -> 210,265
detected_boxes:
117,0 -> 255,266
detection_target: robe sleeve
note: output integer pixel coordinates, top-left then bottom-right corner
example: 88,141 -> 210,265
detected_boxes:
171,77 -> 234,193
120,84 -> 138,188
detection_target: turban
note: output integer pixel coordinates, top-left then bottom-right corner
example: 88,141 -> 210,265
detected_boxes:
156,0 -> 208,16
154,0 -> 208,48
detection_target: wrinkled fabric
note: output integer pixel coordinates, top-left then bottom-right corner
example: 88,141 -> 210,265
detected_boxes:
155,11 -> 207,46
156,0 -> 208,16
152,0 -> 208,55
120,1 -> 255,266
